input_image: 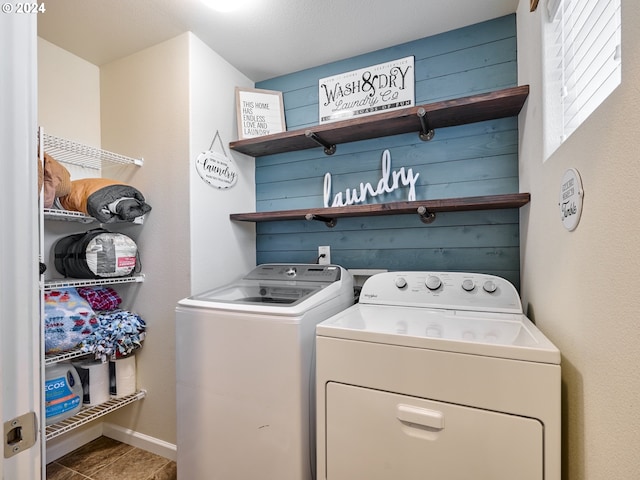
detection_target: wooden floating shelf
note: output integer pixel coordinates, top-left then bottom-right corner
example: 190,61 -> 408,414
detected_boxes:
229,85 -> 529,157
229,86 -> 531,226
230,193 -> 530,224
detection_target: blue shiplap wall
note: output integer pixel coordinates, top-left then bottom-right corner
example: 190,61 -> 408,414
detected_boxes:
254,15 -> 521,287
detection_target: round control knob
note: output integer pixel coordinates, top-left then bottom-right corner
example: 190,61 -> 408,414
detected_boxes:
425,275 -> 442,291
483,280 -> 497,293
395,277 -> 408,289
462,279 -> 475,292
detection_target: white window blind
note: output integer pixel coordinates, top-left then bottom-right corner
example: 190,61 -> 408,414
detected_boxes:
543,0 -> 621,159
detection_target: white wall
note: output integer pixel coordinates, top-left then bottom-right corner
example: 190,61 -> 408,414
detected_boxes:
188,34 -> 256,294
38,38 -> 102,185
99,33 -> 192,447
38,38 -> 100,147
517,1 -> 640,479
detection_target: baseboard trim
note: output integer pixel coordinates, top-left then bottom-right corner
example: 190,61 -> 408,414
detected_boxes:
45,423 -> 103,463
45,422 -> 177,463
102,422 -> 177,461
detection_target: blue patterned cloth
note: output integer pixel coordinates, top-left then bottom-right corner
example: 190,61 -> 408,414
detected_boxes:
79,310 -> 146,361
44,288 -> 98,353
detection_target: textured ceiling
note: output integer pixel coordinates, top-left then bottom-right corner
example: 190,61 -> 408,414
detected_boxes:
37,0 -> 519,82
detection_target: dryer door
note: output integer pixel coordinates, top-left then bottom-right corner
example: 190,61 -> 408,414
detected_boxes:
325,382 -> 543,480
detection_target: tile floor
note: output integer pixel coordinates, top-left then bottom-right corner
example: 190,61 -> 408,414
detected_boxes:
46,436 -> 176,480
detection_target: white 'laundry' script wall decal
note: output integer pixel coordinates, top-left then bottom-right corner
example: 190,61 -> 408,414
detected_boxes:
323,149 -> 420,207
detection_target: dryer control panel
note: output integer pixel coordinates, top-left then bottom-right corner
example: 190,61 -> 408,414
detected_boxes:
359,271 -> 522,314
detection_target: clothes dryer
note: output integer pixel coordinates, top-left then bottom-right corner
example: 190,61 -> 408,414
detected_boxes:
176,264 -> 354,480
316,271 -> 560,480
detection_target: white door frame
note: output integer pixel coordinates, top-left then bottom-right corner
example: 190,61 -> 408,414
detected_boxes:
0,12 -> 42,480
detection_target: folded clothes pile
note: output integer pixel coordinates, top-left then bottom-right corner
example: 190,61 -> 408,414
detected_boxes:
44,288 -> 98,354
77,286 -> 122,311
38,151 -> 152,224
80,310 -> 147,361
38,151 -> 71,208
45,286 -> 146,358
60,177 -> 152,223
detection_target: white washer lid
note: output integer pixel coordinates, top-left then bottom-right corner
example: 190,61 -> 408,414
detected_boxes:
316,304 -> 561,364
177,264 -> 353,316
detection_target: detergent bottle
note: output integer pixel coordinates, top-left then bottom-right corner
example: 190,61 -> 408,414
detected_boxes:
45,362 -> 83,425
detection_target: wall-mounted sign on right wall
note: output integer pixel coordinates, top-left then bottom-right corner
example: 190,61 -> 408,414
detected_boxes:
560,168 -> 584,231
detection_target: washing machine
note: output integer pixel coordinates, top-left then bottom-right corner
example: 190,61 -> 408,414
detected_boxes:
175,264 -> 354,480
316,271 -> 561,480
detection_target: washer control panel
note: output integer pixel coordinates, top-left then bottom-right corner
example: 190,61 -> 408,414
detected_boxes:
244,264 -> 343,283
359,271 -> 523,314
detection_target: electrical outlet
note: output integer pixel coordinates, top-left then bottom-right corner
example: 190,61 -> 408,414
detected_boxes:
318,246 -> 331,265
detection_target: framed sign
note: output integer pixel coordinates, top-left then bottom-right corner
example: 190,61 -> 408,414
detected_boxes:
235,87 -> 286,139
318,56 -> 415,124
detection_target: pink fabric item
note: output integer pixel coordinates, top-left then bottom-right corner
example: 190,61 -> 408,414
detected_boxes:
77,286 -> 122,311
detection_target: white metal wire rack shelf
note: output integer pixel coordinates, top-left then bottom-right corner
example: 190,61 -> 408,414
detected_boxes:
45,390 -> 147,441
44,348 -> 91,366
41,132 -> 143,170
39,128 -> 148,445
45,348 -> 138,366
43,274 -> 145,291
43,208 -> 145,224
43,208 -> 96,223
45,345 -> 141,366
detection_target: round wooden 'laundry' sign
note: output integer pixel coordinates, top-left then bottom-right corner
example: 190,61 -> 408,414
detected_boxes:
195,131 -> 238,189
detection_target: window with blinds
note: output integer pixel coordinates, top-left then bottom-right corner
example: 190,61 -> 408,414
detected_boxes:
543,0 -> 621,160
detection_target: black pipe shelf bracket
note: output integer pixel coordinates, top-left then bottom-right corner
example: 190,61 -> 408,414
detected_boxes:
305,212 -> 337,228
417,108 -> 435,141
305,130 -> 337,155
417,205 -> 436,224
306,207 -> 434,226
